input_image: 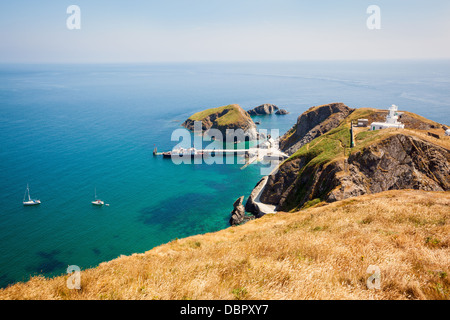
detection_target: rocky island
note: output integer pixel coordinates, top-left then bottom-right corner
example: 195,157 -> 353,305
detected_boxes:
275,109 -> 289,115
247,103 -> 289,116
247,103 -> 279,115
182,104 -> 259,141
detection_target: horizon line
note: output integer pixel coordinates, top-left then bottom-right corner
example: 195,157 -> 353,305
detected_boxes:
1,58 -> 450,65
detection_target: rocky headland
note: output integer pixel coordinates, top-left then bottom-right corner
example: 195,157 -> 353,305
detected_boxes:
244,103 -> 450,216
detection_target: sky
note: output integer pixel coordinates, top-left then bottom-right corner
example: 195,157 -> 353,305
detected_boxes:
0,0 -> 449,63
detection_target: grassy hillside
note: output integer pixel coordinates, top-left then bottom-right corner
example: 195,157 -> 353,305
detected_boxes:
1,190 -> 448,300
289,107 -> 449,164
187,104 -> 250,127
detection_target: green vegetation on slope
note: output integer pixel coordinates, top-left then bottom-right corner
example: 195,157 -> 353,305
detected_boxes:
188,104 -> 247,127
280,110 -> 356,210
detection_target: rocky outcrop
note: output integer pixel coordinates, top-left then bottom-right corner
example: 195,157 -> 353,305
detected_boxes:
182,104 -> 258,141
275,109 -> 289,115
230,196 -> 255,225
229,196 -> 245,226
259,133 -> 450,212
279,103 -> 354,155
244,176 -> 278,218
256,157 -> 304,207
245,177 -> 267,218
340,134 -> 449,194
247,104 -> 279,116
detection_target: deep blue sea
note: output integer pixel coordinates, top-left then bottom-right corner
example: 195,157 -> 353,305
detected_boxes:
0,61 -> 449,288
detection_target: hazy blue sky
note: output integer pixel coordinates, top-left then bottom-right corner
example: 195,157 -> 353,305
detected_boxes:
1,0 -> 449,63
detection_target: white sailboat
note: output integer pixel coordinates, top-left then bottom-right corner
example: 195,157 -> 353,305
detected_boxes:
23,184 -> 41,206
91,188 -> 104,206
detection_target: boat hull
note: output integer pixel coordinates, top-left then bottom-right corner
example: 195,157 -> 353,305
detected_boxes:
23,200 -> 41,206
162,152 -> 204,159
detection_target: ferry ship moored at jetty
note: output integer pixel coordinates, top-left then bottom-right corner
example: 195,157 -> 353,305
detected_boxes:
162,147 -> 204,158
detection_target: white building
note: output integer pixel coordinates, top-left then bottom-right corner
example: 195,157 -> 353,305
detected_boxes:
258,138 -> 275,149
445,129 -> 450,136
357,119 -> 369,127
370,104 -> 405,131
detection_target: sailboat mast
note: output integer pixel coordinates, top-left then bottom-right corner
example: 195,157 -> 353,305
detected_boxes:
25,184 -> 31,201
22,183 -> 40,206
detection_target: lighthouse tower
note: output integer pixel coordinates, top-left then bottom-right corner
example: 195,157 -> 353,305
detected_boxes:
386,105 -> 401,125
370,104 -> 405,131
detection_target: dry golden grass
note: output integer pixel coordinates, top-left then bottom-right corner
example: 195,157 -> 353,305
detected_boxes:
1,190 -> 449,300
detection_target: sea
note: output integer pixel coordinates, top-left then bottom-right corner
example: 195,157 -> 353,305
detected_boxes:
0,60 -> 449,288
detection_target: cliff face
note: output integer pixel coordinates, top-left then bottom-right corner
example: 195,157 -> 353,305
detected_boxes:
182,104 -> 258,141
279,103 -> 354,155
248,105 -> 450,214
341,134 -> 450,195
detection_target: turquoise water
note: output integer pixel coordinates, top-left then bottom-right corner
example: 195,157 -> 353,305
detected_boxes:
0,61 -> 449,288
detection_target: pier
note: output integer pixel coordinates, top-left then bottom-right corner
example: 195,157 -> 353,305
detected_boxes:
154,146 -> 289,169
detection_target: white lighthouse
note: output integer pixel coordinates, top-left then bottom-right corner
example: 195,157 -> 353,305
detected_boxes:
370,105 -> 405,131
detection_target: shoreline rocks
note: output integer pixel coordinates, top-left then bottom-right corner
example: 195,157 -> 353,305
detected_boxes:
244,176 -> 277,218
229,196 -> 254,226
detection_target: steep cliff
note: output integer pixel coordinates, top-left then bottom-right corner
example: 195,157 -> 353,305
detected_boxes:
279,103 -> 354,155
